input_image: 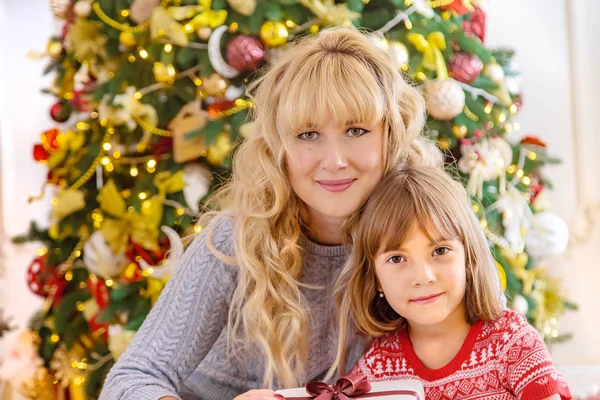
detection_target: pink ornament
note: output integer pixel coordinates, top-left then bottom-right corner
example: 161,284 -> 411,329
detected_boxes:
226,35 -> 265,72
449,52 -> 482,84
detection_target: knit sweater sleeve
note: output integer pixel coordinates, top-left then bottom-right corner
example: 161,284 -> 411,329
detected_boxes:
99,218 -> 238,400
502,313 -> 572,400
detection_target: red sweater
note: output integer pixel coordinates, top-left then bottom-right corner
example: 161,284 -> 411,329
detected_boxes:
352,310 -> 571,400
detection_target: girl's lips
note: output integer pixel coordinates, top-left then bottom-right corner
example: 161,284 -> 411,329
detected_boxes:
410,292 -> 444,305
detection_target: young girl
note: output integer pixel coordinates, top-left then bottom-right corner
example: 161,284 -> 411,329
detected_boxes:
100,28 -> 438,400
331,165 -> 571,400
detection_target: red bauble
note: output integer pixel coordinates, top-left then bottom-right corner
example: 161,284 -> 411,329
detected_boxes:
50,101 -> 72,123
530,181 -> 544,203
462,6 -> 486,42
226,35 -> 265,72
449,52 -> 482,84
26,256 -> 67,305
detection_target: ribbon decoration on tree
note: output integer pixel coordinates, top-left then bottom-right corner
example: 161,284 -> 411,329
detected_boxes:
407,32 -> 448,79
282,373 -> 421,400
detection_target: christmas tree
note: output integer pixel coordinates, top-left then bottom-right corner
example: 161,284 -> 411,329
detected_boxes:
11,0 -> 576,397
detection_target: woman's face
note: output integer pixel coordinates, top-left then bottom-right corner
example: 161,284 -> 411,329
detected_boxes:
286,118 -> 385,224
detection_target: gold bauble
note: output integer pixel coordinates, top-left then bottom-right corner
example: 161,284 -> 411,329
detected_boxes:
259,21 -> 289,47
153,62 -> 176,83
423,79 -> 466,120
196,26 -> 212,40
47,39 -> 64,59
119,31 -> 137,47
206,134 -> 232,166
437,136 -> 452,150
451,125 -> 468,138
201,73 -> 229,97
227,0 -> 256,16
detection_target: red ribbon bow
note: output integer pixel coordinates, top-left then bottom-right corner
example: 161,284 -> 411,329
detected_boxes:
306,374 -> 371,400
282,374 -> 421,400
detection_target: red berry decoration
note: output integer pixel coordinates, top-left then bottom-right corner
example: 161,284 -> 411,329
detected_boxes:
226,35 -> 265,72
449,52 -> 482,84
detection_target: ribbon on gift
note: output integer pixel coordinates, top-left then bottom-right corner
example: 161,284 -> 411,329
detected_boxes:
283,374 -> 421,400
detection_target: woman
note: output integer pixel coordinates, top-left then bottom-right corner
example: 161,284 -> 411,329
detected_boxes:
100,27 -> 435,400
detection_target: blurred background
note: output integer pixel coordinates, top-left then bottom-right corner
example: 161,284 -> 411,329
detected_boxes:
0,0 -> 599,399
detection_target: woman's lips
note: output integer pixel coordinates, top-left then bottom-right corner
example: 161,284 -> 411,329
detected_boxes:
316,179 -> 356,192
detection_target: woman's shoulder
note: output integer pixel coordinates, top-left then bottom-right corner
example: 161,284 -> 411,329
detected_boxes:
189,215 -> 237,259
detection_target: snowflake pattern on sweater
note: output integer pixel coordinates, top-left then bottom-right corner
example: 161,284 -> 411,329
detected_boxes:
352,310 -> 571,400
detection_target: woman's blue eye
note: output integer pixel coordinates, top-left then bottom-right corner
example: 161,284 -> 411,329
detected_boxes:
433,247 -> 450,256
347,128 -> 369,137
387,255 -> 406,264
298,131 -> 319,140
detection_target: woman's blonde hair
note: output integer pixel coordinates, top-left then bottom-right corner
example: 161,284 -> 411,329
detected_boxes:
200,27 -> 432,388
329,165 -> 504,378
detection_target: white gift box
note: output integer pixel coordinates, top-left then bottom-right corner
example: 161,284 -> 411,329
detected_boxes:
276,379 -> 425,400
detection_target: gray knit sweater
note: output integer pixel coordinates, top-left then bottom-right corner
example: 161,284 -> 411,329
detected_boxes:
99,218 -> 363,400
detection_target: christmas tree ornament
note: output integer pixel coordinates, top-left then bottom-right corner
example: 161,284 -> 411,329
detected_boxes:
511,294 -> 529,315
150,7 -> 189,46
483,62 -> 505,83
462,6 -> 486,42
407,32 -> 448,78
489,187 -> 532,254
259,21 -> 289,47
131,0 -> 161,24
47,38 -> 64,59
201,73 -> 229,97
0,331 -> 49,397
238,121 -> 255,139
108,325 -> 137,361
119,31 -> 137,47
139,226 -> 185,279
525,212 -> 569,258
50,0 -> 71,19
197,26 -> 212,40
168,100 -> 209,163
65,19 -> 108,61
226,35 -> 265,72
449,52 -> 482,84
206,134 -> 232,166
298,0 -> 360,26
440,0 -> 474,15
73,0 -> 92,18
458,137 -> 511,198
423,79 -> 465,120
153,62 -> 177,83
495,261 -> 507,292
227,0 -> 256,16
387,42 -> 409,70
183,164 -> 212,215
83,231 -> 130,279
208,25 -> 241,78
50,189 -> 86,222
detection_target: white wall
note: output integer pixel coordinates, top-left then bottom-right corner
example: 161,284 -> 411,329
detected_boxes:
0,0 -> 598,396
0,0 -> 54,360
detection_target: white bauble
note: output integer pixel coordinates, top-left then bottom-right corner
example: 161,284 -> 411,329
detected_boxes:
525,212 -> 569,258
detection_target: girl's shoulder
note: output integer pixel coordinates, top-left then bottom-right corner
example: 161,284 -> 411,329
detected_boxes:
481,309 -> 535,338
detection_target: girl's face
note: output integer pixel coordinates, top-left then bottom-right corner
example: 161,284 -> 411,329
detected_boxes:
286,118 -> 385,224
374,220 -> 468,329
